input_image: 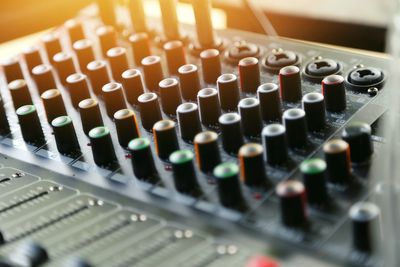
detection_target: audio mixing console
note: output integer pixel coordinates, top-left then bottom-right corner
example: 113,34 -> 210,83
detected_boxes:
0,0 -> 391,266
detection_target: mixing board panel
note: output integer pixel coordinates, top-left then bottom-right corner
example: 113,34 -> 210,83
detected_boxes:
0,1 -> 391,266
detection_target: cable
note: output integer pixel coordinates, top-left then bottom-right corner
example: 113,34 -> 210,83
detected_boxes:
242,0 -> 278,37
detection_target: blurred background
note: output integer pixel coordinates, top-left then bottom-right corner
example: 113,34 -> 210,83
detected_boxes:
0,0 -> 391,51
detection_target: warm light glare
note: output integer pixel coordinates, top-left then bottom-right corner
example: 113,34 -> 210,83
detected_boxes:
143,0 -> 227,29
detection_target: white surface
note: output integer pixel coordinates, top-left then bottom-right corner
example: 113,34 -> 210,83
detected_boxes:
215,0 -> 392,27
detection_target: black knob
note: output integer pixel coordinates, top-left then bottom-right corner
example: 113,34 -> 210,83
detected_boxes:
217,73 -> 240,112
79,98 -> 104,135
141,56 -> 164,93
65,19 -> 85,44
200,49 -> 221,84
279,65 -> 302,102
153,119 -> 179,160
22,45 -> 43,74
1,56 -> 23,83
89,126 -> 117,166
122,69 -> 145,106
42,32 -> 62,63
129,32 -> 151,66
276,180 -> 308,227
128,137 -> 159,183
96,25 -> 117,57
194,131 -> 221,173
10,241 -> 48,267
51,115 -> 80,155
257,83 -> 282,122
219,113 -> 244,155
86,60 -> 111,96
178,64 -> 201,102
158,78 -> 182,116
164,40 -> 186,75
0,95 -> 10,135
197,88 -> 221,127
138,92 -> 162,132
262,124 -> 288,165
8,79 -> 32,109
213,162 -> 245,210
323,139 -> 351,185
341,122 -> 373,163
170,150 -> 201,196
322,75 -> 346,112
102,82 -> 127,118
349,202 -> 380,252
238,143 -> 269,187
16,105 -> 44,144
107,47 -> 129,82
283,108 -> 307,149
41,89 -> 67,123
177,103 -> 202,142
114,109 -> 140,148
238,98 -> 263,138
66,73 -> 91,108
302,92 -> 326,132
300,158 -> 328,205
73,39 -> 95,74
53,52 -> 77,85
238,57 -> 260,94
32,64 -> 57,94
